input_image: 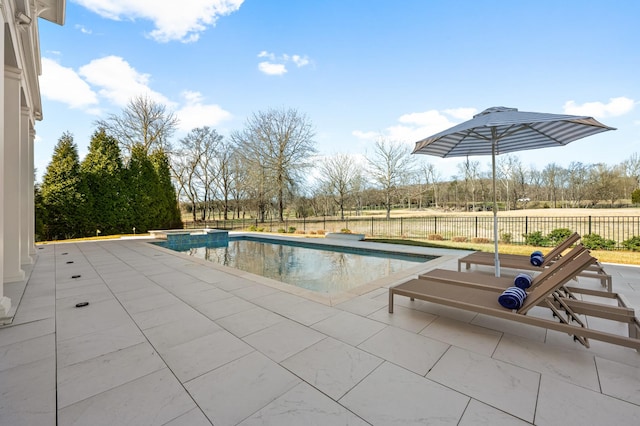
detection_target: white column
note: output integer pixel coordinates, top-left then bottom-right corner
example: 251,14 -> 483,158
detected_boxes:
28,126 -> 36,256
0,4 -> 11,319
20,107 -> 33,265
3,66 -> 25,283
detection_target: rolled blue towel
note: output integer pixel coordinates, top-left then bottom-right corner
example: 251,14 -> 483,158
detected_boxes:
514,273 -> 533,289
530,251 -> 543,258
530,254 -> 544,266
498,286 -> 527,310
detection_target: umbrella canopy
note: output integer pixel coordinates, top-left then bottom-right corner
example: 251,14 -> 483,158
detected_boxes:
412,106 -> 615,277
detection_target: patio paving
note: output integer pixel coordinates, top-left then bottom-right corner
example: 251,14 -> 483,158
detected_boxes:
1,238 -> 640,425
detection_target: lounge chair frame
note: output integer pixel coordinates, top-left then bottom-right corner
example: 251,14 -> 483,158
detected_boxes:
389,250 -> 640,351
457,232 -> 612,291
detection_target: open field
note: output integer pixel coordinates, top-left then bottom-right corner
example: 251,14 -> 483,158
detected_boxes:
362,207 -> 640,218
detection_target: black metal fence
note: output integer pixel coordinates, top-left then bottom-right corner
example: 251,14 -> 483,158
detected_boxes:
183,215 -> 640,249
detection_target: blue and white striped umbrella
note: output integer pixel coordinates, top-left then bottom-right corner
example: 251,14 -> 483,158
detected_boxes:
412,106 -> 615,277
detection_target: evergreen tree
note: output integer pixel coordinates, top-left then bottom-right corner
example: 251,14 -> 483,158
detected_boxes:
40,132 -> 88,239
80,129 -> 128,235
149,149 -> 183,229
125,144 -> 160,232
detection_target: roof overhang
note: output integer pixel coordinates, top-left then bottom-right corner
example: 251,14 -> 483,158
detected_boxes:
37,0 -> 66,26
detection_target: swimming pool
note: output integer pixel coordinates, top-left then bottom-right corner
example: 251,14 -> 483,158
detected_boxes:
155,235 -> 436,294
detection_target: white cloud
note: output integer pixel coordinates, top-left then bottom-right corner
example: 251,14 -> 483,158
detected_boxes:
291,55 -> 310,67
257,51 -> 311,75
40,58 -> 100,112
73,0 -> 244,43
563,97 -> 635,118
257,51 -> 275,60
175,90 -> 232,131
354,108 -> 475,145
352,130 -> 380,140
78,56 -> 172,107
74,24 -> 92,34
258,61 -> 287,76
443,107 -> 476,120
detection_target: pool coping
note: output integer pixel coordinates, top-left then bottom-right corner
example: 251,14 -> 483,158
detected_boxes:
146,232 -> 472,306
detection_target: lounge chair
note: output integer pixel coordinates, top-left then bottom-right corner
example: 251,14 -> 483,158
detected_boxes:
389,249 -> 640,350
457,232 -> 612,291
422,244 -> 589,293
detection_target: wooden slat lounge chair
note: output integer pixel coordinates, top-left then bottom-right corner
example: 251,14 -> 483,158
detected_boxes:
457,232 -> 612,291
423,244 -> 589,293
389,249 -> 640,350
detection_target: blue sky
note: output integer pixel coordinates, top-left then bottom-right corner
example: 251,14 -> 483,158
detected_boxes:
35,0 -> 640,182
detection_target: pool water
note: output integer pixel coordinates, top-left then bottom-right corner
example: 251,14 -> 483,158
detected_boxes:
157,236 -> 435,294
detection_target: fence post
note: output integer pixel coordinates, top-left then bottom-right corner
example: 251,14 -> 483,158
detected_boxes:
303,217 -> 306,231
371,216 -> 374,236
475,216 -> 478,238
400,217 -> 403,237
525,216 -> 528,236
434,217 -> 437,234
588,216 -> 592,235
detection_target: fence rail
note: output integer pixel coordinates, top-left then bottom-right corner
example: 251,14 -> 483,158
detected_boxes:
183,215 -> 640,250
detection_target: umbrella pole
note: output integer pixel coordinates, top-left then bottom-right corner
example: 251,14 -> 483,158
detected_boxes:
491,128 -> 500,277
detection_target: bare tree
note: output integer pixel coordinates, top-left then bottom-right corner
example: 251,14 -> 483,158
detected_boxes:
231,108 -> 316,221
96,95 -> 179,158
458,157 -> 480,211
366,139 -> 415,219
318,154 -> 362,219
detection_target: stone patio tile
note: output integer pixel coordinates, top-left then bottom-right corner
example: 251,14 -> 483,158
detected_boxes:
427,346 -> 539,423
459,399 -> 531,425
55,298 -> 132,341
130,300 -> 201,330
535,374 -> 640,425
0,333 -> 54,372
144,312 -> 221,352
470,312 -> 547,342
251,291 -> 307,311
420,316 -> 503,356
160,279 -> 218,296
0,318 -> 54,347
340,361 -> 469,425
596,356 -> 640,406
368,304 -> 438,333
57,342 -> 165,408
146,271 -> 204,287
113,285 -> 167,302
282,337 -> 383,399
196,295 -> 256,321
238,382 -> 369,426
162,329 -> 254,382
119,291 -> 181,314
215,307 -> 284,338
103,275 -> 159,294
214,276 -> 256,292
493,333 -> 600,391
232,284 -> 282,300
243,319 -> 326,362
273,300 -> 340,326
0,356 -> 56,426
177,287 -> 233,307
335,295 -> 388,317
58,368 -> 196,426
185,351 -> 300,426
311,311 -> 386,346
358,326 -> 449,376
384,293 -> 478,322
56,322 -> 146,368
55,284 -> 113,304
163,407 -> 212,426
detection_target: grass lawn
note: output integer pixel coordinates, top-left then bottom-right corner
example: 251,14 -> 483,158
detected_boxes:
367,238 -> 640,266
